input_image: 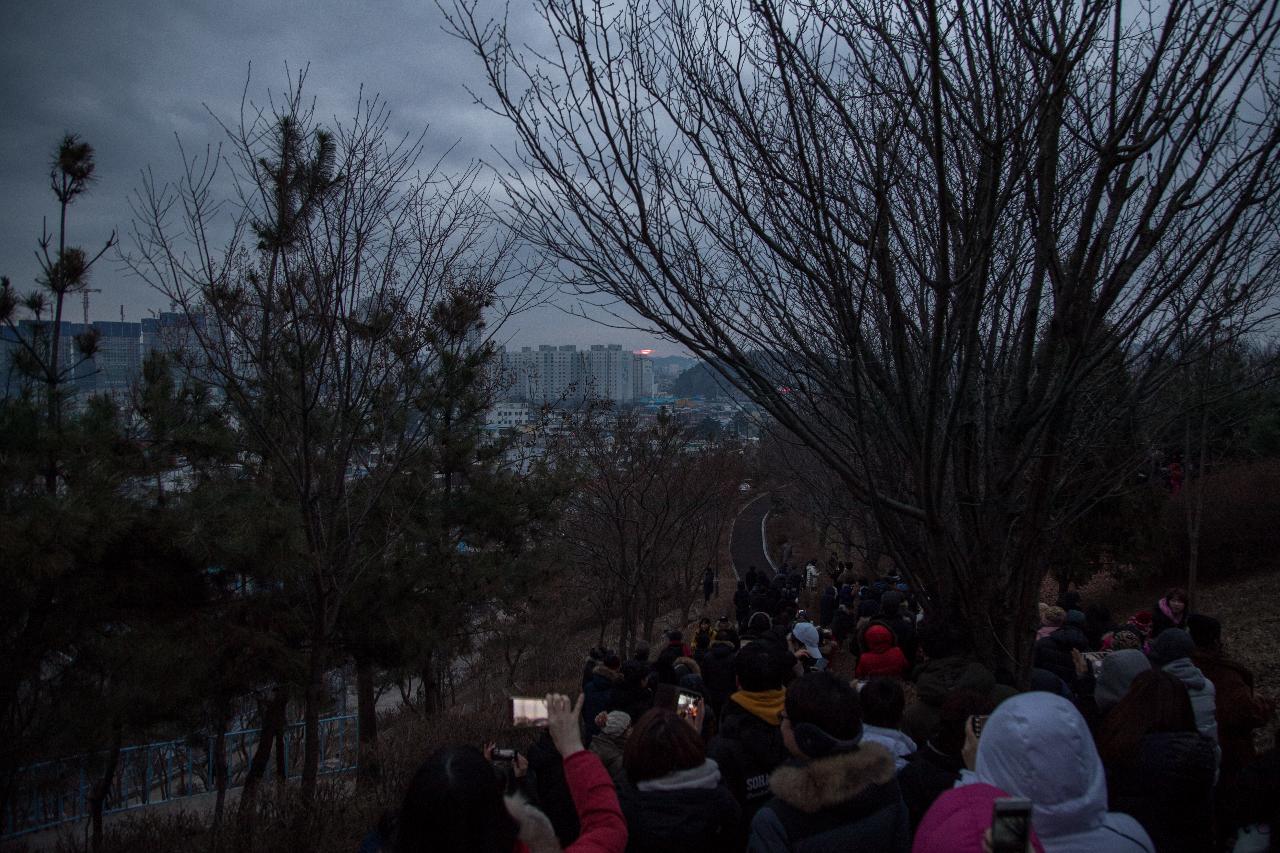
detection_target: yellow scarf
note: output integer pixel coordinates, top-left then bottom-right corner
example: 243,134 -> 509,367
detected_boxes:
732,689 -> 786,726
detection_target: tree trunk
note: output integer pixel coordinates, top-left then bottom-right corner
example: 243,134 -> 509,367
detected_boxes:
356,657 -> 380,788
299,628 -> 327,801
88,726 -> 122,853
239,686 -> 287,817
212,710 -> 230,830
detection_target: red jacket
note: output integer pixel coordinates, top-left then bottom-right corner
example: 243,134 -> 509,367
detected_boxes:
514,750 -> 627,853
855,625 -> 909,679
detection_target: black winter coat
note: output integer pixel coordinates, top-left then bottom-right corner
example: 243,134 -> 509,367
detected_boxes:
748,744 -> 911,853
619,781 -> 742,853
582,665 -> 623,736
701,644 -> 738,717
897,743 -> 966,830
524,733 -> 580,845
1105,730 -> 1215,853
1033,625 -> 1089,686
818,588 -> 837,628
707,696 -> 790,826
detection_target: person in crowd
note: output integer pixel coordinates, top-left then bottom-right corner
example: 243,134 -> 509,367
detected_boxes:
707,641 -> 791,826
856,623 -> 910,680
741,611 -> 775,647
582,647 -> 608,691
827,600 -> 856,648
584,653 -> 624,737
1217,745 -> 1280,853
393,694 -> 626,853
1038,605 -> 1067,640
912,783 -> 1046,853
701,630 -> 740,718
1083,604 -> 1113,650
744,566 -> 759,592
1150,587 -> 1189,638
788,621 -> 827,672
901,623 -> 1005,747
898,691 -> 994,830
748,671 -> 911,852
590,710 -> 632,789
694,617 -> 714,658
1096,670 -> 1215,853
656,632 -> 693,684
617,708 -> 740,852
818,582 -> 837,629
1148,628 -> 1219,752
878,590 -> 917,664
703,567 -> 717,605
857,677 -> 916,771
1103,625 -> 1144,652
961,691 -> 1153,852
1188,613 -> 1276,785
1033,609 -> 1090,687
749,584 -> 772,618
631,642 -> 651,665
1091,649 -> 1151,726
734,581 -> 751,628
610,660 -> 655,724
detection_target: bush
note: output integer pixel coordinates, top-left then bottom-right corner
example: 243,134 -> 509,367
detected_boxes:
1160,459 -> 1280,581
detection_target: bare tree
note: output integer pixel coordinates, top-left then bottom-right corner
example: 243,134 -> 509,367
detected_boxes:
561,411 -> 743,654
443,0 -> 1280,671
127,74 -> 523,799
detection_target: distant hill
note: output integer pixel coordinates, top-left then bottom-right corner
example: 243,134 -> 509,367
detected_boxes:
651,354 -> 696,374
672,360 -> 746,399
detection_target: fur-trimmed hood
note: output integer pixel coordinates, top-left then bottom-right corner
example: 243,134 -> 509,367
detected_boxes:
505,793 -> 562,853
591,663 -> 623,683
768,742 -> 896,814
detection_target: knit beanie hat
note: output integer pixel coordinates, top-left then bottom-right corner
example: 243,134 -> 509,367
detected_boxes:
1108,628 -> 1142,651
1065,609 -> 1086,628
601,711 -> 631,737
747,612 -> 772,633
1042,606 -> 1066,627
1094,649 -> 1151,713
1150,628 -> 1196,666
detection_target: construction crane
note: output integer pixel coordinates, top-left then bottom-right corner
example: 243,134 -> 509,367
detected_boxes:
81,288 -> 101,324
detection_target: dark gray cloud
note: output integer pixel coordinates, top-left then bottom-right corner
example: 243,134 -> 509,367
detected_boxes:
1,0 -> 673,352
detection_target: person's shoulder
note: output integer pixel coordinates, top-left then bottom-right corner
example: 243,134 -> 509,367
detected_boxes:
1099,811 -> 1156,852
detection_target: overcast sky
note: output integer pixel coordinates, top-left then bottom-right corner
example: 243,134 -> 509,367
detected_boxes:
0,1 -> 679,354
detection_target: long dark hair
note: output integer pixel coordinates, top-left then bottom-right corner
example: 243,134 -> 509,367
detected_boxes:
393,745 -> 517,852
1096,670 -> 1196,769
624,708 -> 706,783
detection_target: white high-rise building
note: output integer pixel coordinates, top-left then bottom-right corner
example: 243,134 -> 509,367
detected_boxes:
586,344 -> 632,403
497,342 -> 656,405
631,353 -> 655,400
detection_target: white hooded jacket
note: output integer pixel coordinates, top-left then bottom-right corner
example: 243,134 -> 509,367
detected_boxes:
962,691 -> 1154,853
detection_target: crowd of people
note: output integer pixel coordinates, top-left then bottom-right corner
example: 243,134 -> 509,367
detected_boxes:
370,562 -> 1277,853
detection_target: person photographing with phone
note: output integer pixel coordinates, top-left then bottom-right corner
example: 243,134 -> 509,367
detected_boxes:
947,692 -> 1153,853
390,693 -> 627,853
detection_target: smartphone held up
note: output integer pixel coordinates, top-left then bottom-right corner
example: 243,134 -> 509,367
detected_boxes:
991,797 -> 1033,853
511,696 -> 549,727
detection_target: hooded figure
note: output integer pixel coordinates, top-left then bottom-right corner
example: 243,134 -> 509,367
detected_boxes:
1150,629 -> 1219,750
1094,650 -> 1152,716
963,692 -> 1154,853
856,624 -> 909,680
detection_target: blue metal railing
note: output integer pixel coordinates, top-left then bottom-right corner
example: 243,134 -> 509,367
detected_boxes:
4,714 -> 357,838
